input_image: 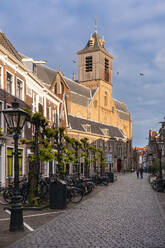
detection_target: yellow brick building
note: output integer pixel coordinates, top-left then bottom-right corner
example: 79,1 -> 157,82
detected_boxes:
35,28 -> 132,174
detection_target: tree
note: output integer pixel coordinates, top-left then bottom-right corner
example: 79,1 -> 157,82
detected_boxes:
21,112 -> 54,206
49,127 -> 70,177
97,148 -> 106,176
80,138 -> 91,177
70,138 -> 82,175
89,145 -> 100,174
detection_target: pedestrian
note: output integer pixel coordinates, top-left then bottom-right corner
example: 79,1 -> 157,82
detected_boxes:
136,168 -> 139,178
140,167 -> 144,179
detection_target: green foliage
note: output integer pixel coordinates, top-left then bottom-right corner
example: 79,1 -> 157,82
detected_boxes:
0,128 -> 4,136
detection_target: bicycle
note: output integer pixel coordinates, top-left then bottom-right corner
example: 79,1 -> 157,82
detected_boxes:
151,177 -> 165,192
66,185 -> 83,204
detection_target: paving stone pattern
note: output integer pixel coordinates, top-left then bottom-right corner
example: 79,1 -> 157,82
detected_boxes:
9,174 -> 165,248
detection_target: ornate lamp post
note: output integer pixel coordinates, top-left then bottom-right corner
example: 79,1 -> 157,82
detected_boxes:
2,101 -> 28,232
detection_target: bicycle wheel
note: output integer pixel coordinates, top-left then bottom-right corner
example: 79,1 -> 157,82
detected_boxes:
70,187 -> 83,203
3,189 -> 13,203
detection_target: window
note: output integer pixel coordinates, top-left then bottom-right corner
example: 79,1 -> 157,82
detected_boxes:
88,39 -> 93,47
38,97 -> 43,113
101,128 -> 109,136
54,82 -> 64,94
93,100 -> 97,108
105,58 -> 109,71
47,106 -> 51,121
18,149 -> 23,175
54,83 -> 57,94
104,58 -> 109,82
85,56 -> 92,72
7,148 -> 23,177
0,102 -> 3,129
104,91 -> 108,106
83,124 -> 91,133
0,66 -> 3,89
53,109 -> 57,123
61,83 -> 64,94
32,92 -> 37,112
6,72 -> 13,94
7,148 -> 13,177
16,79 -> 23,100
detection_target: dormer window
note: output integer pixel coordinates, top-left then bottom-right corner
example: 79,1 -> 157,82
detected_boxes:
83,124 -> 91,133
85,56 -> 92,72
88,37 -> 94,47
101,128 -> 109,136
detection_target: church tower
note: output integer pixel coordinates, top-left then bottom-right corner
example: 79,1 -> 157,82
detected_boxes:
77,29 -> 113,89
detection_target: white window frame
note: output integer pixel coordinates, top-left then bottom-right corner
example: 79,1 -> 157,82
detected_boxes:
16,77 -> 24,101
47,106 -> 51,121
101,128 -> 109,136
32,92 -> 38,113
82,124 -> 91,133
0,101 -> 4,132
53,109 -> 57,123
0,65 -> 4,89
6,70 -> 14,95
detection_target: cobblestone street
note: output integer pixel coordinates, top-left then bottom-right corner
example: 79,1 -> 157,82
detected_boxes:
8,173 -> 165,248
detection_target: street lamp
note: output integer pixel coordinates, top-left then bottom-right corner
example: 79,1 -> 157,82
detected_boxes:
2,101 -> 28,232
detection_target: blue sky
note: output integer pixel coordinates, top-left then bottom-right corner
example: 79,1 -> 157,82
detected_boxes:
1,0 -> 165,147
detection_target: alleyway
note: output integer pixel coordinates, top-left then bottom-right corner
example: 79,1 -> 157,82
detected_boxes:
9,173 -> 165,248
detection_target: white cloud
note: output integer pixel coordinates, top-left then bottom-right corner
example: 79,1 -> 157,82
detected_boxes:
154,49 -> 165,69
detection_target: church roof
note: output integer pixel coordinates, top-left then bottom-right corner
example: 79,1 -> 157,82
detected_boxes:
77,31 -> 113,58
114,99 -> 130,113
68,114 -> 125,139
36,64 -> 57,85
35,64 -> 91,101
0,32 -> 22,62
114,99 -> 130,121
64,76 -> 91,98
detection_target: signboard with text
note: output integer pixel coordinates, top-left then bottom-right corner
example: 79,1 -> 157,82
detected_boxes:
106,154 -> 112,163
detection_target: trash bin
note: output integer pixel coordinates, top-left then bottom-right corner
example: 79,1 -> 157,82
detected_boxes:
106,172 -> 114,183
49,183 -> 67,209
109,172 -> 114,182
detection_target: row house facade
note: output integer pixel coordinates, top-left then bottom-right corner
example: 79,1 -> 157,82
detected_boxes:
0,32 -> 63,186
146,122 -> 165,172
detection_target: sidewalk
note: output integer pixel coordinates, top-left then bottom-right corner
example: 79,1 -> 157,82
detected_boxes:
0,183 -> 108,248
